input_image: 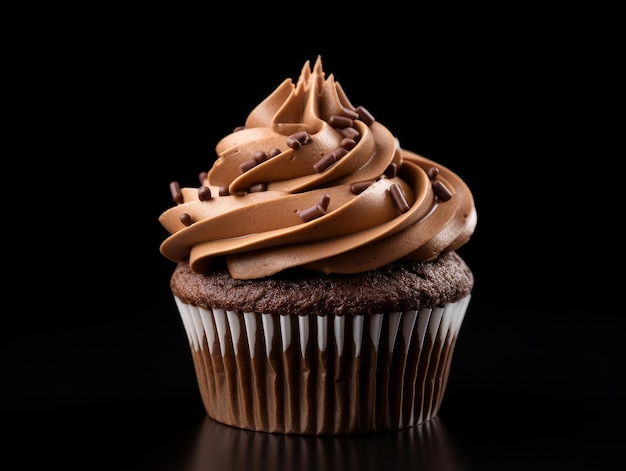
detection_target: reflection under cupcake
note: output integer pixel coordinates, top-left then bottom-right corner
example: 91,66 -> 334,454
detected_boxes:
186,414 -> 467,471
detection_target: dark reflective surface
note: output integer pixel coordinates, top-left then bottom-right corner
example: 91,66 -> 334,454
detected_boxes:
186,415 -> 466,471
4,390 -> 620,471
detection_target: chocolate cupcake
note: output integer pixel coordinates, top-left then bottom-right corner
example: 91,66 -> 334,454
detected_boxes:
159,56 -> 477,435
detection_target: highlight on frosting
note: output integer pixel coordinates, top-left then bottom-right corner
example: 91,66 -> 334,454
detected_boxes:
159,56 -> 477,280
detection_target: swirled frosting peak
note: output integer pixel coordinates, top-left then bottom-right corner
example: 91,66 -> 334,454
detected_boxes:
159,56 -> 477,280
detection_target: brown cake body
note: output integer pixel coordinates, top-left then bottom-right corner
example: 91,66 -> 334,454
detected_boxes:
171,251 -> 473,316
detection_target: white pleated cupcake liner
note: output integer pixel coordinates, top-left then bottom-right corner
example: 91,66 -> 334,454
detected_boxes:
174,295 -> 470,435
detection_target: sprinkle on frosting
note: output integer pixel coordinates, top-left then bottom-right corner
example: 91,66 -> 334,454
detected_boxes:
350,180 -> 374,194
356,105 -> 375,126
287,131 -> 311,149
299,205 -> 324,222
198,186 -> 212,201
328,115 -> 353,128
239,159 -> 258,173
340,138 -> 356,150
300,203 -> 326,222
432,180 -> 453,202
314,152 -> 337,173
180,213 -> 192,226
384,163 -> 398,178
389,183 -> 410,213
299,194 -> 331,222
319,194 -> 330,211
314,147 -> 348,173
343,109 -> 360,120
253,151 -> 269,163
425,166 -> 453,202
218,185 -> 230,196
338,127 -> 360,140
169,181 -> 183,204
249,183 -> 267,192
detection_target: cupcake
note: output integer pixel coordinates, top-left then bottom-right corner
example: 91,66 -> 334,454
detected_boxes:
159,56 -> 477,435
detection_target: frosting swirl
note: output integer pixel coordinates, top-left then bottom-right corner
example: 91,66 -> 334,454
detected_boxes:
159,57 -> 477,280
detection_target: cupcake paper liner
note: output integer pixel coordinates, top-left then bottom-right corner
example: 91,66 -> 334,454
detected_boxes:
174,295 -> 470,435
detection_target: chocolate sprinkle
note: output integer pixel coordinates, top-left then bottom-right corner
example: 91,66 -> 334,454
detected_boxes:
287,131 -> 311,149
268,148 -> 282,157
390,183 -> 410,213
329,115 -> 353,128
319,194 -> 330,211
343,109 -> 360,120
384,163 -> 398,178
334,147 -> 348,160
314,147 -> 348,173
432,180 -> 453,202
314,152 -> 337,172
339,127 -> 359,140
356,106 -> 375,126
239,160 -> 258,173
427,167 -> 439,180
287,137 -> 301,149
198,186 -> 212,201
233,126 -> 245,132
198,171 -> 208,184
350,180 -> 374,194
253,151 -> 269,163
340,138 -> 356,150
249,183 -> 267,193
180,213 -> 192,226
219,185 -> 230,196
299,203 -> 327,222
169,181 -> 183,204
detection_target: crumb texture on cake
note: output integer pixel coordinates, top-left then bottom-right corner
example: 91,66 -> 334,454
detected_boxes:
170,251 -> 473,316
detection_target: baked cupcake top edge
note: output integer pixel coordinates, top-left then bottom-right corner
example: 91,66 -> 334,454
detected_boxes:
170,251 -> 473,316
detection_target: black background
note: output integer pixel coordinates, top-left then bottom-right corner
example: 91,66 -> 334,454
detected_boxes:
2,7 -> 623,471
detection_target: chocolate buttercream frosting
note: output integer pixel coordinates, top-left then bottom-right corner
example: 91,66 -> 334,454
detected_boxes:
159,56 -> 477,280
